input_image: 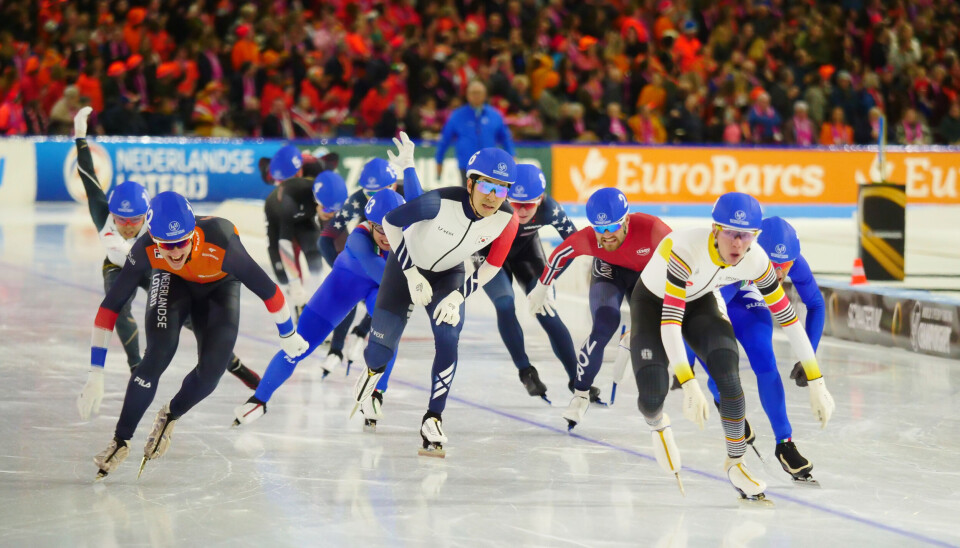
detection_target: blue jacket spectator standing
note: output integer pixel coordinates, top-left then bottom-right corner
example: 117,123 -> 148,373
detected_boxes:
435,81 -> 516,184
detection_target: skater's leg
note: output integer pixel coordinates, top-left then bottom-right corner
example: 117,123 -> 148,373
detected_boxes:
629,288 -> 671,423
423,269 -> 466,415
114,272 -> 190,441
364,255 -> 413,373
293,222 -> 324,277
483,268 -> 530,370
573,260 -> 629,392
520,276 -> 578,381
104,266 -> 141,370
364,288 -> 397,392
330,307 -> 357,355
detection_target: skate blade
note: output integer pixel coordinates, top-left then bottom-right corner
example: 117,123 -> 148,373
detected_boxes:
348,402 -> 361,419
136,456 -> 148,479
320,369 -> 331,380
418,446 -> 446,458
565,419 -> 577,431
231,418 -> 241,427
94,469 -> 109,481
792,476 -> 821,488
749,445 -> 766,463
345,361 -> 352,376
610,383 -> 618,405
737,493 -> 775,508
539,394 -> 552,405
675,473 -> 685,497
363,421 -> 377,433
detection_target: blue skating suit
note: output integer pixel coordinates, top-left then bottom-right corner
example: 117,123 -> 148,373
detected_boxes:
253,169 -> 423,403
693,254 -> 824,442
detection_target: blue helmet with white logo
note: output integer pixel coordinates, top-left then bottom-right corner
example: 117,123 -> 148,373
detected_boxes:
107,181 -> 150,217
363,188 -> 405,225
586,187 -> 629,226
269,144 -> 303,181
711,191 -> 763,230
465,148 -> 517,185
508,164 -> 547,202
313,171 -> 348,210
147,191 -> 195,241
359,158 -> 398,192
758,216 -> 800,262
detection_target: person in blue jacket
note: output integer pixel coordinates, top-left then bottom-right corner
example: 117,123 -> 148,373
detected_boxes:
688,216 -> 825,485
434,81 -> 516,184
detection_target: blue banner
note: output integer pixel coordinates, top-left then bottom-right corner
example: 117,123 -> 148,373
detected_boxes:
35,138 -> 287,202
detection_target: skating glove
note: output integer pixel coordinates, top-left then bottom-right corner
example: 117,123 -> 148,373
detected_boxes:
404,267 -> 433,307
610,329 -> 631,386
280,332 -> 310,359
74,106 -> 92,139
790,361 -> 808,387
433,291 -> 464,326
807,377 -> 835,429
285,282 -> 308,322
345,332 -> 366,364
77,367 -> 104,420
527,281 -> 556,317
387,131 -> 416,171
680,378 -> 709,429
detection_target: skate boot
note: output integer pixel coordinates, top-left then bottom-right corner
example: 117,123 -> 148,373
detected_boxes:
726,455 -> 773,506
419,412 -> 447,458
233,396 -> 267,426
94,436 -> 130,479
321,351 -> 342,379
650,414 -> 684,495
227,357 -> 261,390
562,390 -> 590,431
361,390 -> 384,432
139,404 -> 178,478
349,367 -> 384,419
775,441 -> 818,486
344,332 -> 366,375
568,380 -> 606,405
519,365 -> 550,403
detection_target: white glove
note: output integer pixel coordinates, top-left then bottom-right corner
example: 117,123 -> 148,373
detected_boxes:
610,329 -> 631,385
286,282 -> 308,322
405,267 -> 433,307
77,367 -> 104,420
280,332 -> 310,359
74,106 -> 93,139
345,332 -> 366,363
527,281 -> 556,317
680,379 -> 709,429
387,130 -> 416,171
807,377 -> 835,429
432,291 -> 465,326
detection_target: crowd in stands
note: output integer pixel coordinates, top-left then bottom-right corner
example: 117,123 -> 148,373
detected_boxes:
2,0 -> 960,146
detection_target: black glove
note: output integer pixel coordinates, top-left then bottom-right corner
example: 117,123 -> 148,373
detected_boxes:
790,361 -> 808,387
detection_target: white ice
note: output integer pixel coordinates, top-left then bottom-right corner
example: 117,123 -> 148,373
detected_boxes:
0,204 -> 958,547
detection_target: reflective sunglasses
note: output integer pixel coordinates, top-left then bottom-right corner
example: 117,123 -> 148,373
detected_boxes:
509,201 -> 539,212
114,214 -> 145,227
476,179 -> 509,198
153,235 -> 193,250
717,227 -> 759,242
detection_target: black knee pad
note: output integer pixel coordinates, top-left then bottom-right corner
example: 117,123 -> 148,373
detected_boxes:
633,362 -> 669,416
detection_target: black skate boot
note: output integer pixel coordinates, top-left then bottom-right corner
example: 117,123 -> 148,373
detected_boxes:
228,357 -> 261,390
775,441 -> 818,487
567,380 -> 606,405
519,366 -> 550,403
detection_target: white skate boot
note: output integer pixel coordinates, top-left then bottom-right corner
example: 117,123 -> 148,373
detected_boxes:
344,332 -> 366,375
361,390 -> 384,433
562,390 -> 590,431
418,413 -> 448,458
233,396 -> 267,426
349,367 -> 383,419
94,436 -> 130,480
650,414 -> 684,495
726,455 -> 773,506
139,404 -> 178,478
321,351 -> 342,379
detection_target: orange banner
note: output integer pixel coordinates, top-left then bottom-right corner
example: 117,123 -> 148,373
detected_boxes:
550,145 -> 960,205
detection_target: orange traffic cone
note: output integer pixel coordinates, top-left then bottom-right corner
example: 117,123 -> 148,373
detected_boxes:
851,257 -> 867,285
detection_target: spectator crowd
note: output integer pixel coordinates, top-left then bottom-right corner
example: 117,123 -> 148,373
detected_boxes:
2,0 -> 960,146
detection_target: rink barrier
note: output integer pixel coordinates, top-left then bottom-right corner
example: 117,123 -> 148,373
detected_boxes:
5,137 -> 958,213
786,280 -> 960,360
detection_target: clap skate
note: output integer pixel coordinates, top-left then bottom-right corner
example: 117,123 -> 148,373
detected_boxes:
94,436 -> 130,480
519,365 -> 551,404
321,351 -> 342,379
139,404 -> 178,479
418,413 -> 447,458
350,367 -> 384,419
227,357 -> 261,390
233,396 -> 267,426
726,456 -> 774,507
776,441 -> 819,487
562,390 -> 590,431
650,414 -> 684,496
567,381 -> 606,406
361,390 -> 384,432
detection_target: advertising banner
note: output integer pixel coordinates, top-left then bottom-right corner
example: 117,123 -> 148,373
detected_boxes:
551,145 -> 960,205
0,139 -> 37,205
35,138 -> 287,203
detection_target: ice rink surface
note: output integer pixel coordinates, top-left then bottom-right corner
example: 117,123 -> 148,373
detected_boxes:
1,204 -> 959,547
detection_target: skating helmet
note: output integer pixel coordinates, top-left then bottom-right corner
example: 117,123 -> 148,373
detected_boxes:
711,192 -> 763,230
465,148 -> 517,185
363,188 -> 405,225
758,217 -> 801,262
508,164 -> 547,202
107,181 -> 150,218
586,187 -> 629,227
313,171 -> 348,212
359,158 -> 399,192
147,191 -> 195,241
269,144 -> 303,182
